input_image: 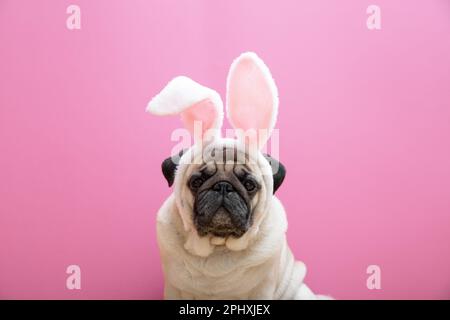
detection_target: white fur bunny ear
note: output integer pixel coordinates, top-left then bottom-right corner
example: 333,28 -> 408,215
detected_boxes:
226,52 -> 279,149
147,76 -> 223,144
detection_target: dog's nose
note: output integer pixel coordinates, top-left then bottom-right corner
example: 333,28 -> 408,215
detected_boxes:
213,181 -> 234,194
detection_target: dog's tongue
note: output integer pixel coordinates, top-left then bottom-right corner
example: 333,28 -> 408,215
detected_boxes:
211,236 -> 226,245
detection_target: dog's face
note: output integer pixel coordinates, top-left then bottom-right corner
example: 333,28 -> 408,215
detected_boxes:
162,144 -> 285,240
189,153 -> 260,238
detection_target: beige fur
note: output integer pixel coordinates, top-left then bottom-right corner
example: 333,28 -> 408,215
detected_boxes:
156,141 -> 326,300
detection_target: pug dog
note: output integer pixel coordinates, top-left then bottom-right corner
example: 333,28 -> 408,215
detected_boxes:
147,52 -> 328,299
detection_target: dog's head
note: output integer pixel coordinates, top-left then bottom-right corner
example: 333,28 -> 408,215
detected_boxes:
164,143 -> 285,236
148,52 -> 284,256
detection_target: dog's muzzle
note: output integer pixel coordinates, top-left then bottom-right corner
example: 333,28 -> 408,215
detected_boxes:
194,181 -> 250,238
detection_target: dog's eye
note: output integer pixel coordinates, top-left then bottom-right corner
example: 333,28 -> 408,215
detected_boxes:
189,177 -> 204,190
243,179 -> 257,192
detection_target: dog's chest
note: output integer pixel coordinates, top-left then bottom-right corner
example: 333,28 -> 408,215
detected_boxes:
165,249 -> 275,299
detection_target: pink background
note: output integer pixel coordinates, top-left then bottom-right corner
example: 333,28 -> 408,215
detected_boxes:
1,0 -> 449,299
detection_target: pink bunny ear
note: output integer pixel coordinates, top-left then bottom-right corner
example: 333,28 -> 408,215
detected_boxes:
226,52 -> 279,149
147,76 -> 223,144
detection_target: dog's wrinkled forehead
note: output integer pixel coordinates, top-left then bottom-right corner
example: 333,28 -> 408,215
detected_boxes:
195,145 -> 259,179
202,144 -> 250,165
186,144 -> 263,191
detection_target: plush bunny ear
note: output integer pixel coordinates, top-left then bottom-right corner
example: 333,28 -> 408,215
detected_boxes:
147,76 -> 223,144
226,52 -> 279,149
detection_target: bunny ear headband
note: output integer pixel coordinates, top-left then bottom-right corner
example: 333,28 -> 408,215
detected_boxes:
146,52 -> 279,150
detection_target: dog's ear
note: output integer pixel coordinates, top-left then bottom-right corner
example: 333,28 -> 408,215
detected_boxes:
147,76 -> 224,146
263,154 -> 286,194
226,52 -> 279,149
161,150 -> 185,187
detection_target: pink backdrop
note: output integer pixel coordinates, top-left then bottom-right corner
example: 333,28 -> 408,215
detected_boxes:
1,0 -> 449,299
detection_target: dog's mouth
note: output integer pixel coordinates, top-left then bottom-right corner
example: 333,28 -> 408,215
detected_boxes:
197,208 -> 247,238
194,191 -> 250,238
